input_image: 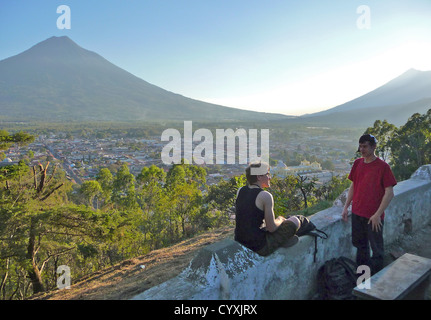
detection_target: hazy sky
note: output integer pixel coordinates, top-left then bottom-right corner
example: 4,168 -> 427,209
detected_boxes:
1,0 -> 431,116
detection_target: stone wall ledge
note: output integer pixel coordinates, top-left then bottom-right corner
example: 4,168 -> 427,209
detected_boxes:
132,165 -> 431,300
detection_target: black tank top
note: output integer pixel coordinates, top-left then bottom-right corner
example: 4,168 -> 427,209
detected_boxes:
235,186 -> 266,251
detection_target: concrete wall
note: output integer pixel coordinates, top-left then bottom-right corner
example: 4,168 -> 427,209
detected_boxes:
132,165 -> 431,300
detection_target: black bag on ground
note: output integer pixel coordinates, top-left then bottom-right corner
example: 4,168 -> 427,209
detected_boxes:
316,256 -> 358,300
293,215 -> 328,262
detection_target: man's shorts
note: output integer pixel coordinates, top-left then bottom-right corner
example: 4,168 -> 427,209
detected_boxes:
256,220 -> 298,256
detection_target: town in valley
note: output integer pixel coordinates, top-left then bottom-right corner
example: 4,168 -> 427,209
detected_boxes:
1,122 -> 361,186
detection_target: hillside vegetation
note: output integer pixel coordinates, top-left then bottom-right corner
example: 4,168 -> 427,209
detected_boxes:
29,226 -> 234,300
1,109 -> 430,299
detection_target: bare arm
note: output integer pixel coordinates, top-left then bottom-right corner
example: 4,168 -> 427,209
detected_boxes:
256,191 -> 285,233
342,183 -> 354,221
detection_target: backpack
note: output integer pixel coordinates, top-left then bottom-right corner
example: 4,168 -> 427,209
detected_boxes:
316,256 -> 358,300
293,215 -> 328,262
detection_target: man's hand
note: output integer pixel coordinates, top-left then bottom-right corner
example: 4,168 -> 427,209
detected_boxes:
367,186 -> 393,232
341,207 -> 349,222
277,216 -> 286,223
342,184 -> 354,222
368,214 -> 382,232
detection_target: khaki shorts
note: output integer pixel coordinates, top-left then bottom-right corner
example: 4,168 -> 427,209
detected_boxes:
256,220 -> 298,256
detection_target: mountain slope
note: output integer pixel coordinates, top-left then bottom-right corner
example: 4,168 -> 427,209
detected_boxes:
0,36 -> 285,122
295,97 -> 431,127
309,69 -> 431,117
298,68 -> 431,127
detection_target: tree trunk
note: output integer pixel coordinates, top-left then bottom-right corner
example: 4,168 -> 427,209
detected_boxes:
0,258 -> 9,299
27,218 -> 44,294
181,216 -> 186,238
300,187 -> 308,208
28,262 -> 44,294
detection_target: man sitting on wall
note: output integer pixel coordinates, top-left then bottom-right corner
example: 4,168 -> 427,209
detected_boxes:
235,162 -> 301,256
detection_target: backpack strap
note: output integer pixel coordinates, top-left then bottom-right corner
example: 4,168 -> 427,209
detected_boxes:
307,229 -> 328,262
310,228 -> 328,239
337,257 -> 358,284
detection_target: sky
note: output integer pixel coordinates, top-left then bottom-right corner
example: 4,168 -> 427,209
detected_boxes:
1,0 -> 431,116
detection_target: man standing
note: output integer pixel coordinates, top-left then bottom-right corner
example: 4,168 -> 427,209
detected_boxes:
342,134 -> 397,274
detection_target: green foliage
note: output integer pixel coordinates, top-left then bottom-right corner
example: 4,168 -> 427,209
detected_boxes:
270,175 -> 303,215
79,180 -> 102,209
0,130 -> 35,151
289,200 -> 332,217
270,173 -> 349,216
205,175 -> 246,214
0,130 -> 35,186
111,164 -> 138,210
362,108 -> 431,181
389,110 -> 431,180
0,160 -> 29,183
364,119 -> 397,162
96,167 -> 113,203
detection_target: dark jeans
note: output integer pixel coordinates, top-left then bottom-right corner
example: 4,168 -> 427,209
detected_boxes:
352,213 -> 384,275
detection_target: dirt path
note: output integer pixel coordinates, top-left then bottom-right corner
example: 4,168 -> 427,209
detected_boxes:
29,226 -> 234,300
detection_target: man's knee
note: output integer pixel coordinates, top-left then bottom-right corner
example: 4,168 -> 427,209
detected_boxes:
287,216 -> 301,230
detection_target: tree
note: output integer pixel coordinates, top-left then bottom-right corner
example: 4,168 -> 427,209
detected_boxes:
205,175 -> 246,224
269,175 -> 302,215
389,110 -> 431,180
321,159 -> 335,171
111,164 -> 138,210
171,182 -> 202,237
0,130 -> 34,151
79,180 -> 102,209
360,109 -> 431,181
295,174 -> 317,209
0,161 -> 71,294
136,165 -> 167,248
164,162 -> 207,240
0,130 -> 110,296
364,119 -> 397,162
0,162 -> 145,298
315,174 -> 350,201
0,130 -> 35,190
137,165 -> 166,187
96,167 -> 113,205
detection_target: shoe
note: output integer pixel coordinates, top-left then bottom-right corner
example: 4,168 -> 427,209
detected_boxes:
282,235 -> 299,248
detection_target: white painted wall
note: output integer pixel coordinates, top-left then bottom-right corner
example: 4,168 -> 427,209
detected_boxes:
132,165 -> 431,300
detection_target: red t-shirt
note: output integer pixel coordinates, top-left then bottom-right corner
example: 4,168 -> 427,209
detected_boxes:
348,157 -> 397,219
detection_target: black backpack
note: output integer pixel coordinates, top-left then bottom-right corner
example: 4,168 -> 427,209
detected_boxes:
316,256 -> 358,300
293,215 -> 328,262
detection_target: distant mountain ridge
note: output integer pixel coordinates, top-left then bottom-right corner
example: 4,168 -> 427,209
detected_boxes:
1,36 -> 430,126
0,36 -> 287,122
300,68 -> 431,126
